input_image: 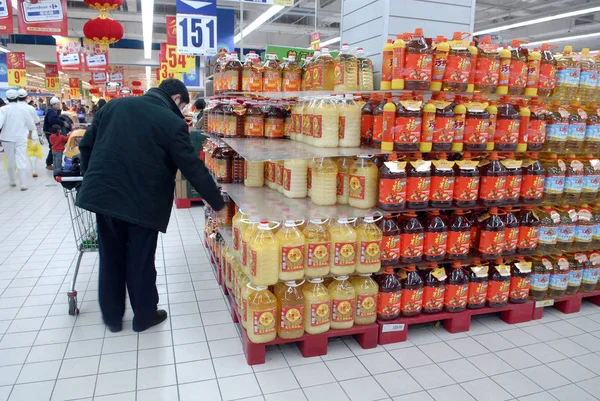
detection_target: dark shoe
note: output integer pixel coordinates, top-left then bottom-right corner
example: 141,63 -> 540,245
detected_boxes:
45,165 -> 53,170
133,309 -> 168,332
107,324 -> 122,333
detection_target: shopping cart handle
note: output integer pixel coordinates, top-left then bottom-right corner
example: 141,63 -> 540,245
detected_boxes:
55,176 -> 84,182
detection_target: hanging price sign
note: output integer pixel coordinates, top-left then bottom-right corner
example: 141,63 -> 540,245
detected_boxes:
163,44 -> 196,73
45,76 -> 60,91
175,0 -> 217,56
7,52 -> 26,87
69,88 -> 81,98
158,61 -> 183,85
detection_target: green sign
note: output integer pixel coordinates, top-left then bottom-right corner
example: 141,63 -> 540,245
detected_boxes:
265,45 -> 339,63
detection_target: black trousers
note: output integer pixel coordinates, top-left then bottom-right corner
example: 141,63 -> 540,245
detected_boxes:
45,133 -> 53,166
96,213 -> 159,330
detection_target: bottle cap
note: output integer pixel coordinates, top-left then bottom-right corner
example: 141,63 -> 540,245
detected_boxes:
414,28 -> 424,36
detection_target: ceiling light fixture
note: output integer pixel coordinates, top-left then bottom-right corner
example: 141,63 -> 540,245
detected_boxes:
234,5 -> 284,44
321,36 -> 341,46
29,61 -> 45,68
474,6 -> 600,35
524,32 -> 600,46
0,45 -> 10,53
142,0 -> 154,59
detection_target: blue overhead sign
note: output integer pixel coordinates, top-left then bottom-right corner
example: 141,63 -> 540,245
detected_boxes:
176,0 -> 216,16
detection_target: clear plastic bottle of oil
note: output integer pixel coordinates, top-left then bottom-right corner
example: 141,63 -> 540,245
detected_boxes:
562,156 -> 584,205
276,281 -> 304,339
479,151 -> 507,206
336,157 -> 350,205
376,268 -> 401,320
442,32 -> 471,92
556,207 -> 576,253
545,102 -> 568,154
349,156 -> 378,209
529,257 -> 552,300
405,28 -> 433,90
445,261 -> 469,312
548,255 -> 570,298
351,274 -> 378,324
575,206 -> 594,252
303,277 -> 331,334
329,218 -> 358,276
242,51 -> 263,92
507,40 -> 529,95
339,94 -> 361,148
399,212 -> 425,263
554,46 -> 581,101
283,159 -> 308,199
378,154 -> 407,211
473,35 -> 499,93
581,155 -> 600,204
312,46 -> 335,91
487,259 -> 511,308
517,206 -> 540,255
282,54 -> 302,92
536,207 -> 559,255
276,220 -> 306,281
328,276 -> 356,329
509,259 -> 531,303
240,219 -> 258,277
380,215 -> 401,266
577,48 -> 597,103
262,53 -> 282,93
520,154 -> 545,204
246,285 -> 278,344
303,219 -> 331,277
311,158 -> 337,206
356,47 -> 374,91
249,220 -> 280,287
503,206 -> 519,257
585,105 -> 600,154
422,264 -> 446,313
313,97 -> 339,148
537,43 -> 557,97
399,265 -> 423,317
334,43 -> 358,92
542,155 -> 565,204
565,102 -> 586,153
356,216 -> 382,274
579,253 -> 599,293
467,259 -> 489,309
423,210 -> 448,262
244,160 -> 265,188
478,207 -> 506,260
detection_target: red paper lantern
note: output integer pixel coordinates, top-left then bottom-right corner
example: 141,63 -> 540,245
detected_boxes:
131,80 -> 142,87
84,0 -> 123,11
89,88 -> 101,95
84,17 -> 124,45
132,89 -> 144,95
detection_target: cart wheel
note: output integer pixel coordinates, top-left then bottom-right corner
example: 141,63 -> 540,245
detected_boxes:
68,296 -> 79,316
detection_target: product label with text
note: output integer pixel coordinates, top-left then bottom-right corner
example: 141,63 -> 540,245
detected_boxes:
334,241 -> 357,266
332,299 -> 355,322
310,301 -> 331,326
359,240 -> 381,265
252,309 -> 276,335
280,305 -> 304,331
281,245 -> 305,272
307,242 -> 330,268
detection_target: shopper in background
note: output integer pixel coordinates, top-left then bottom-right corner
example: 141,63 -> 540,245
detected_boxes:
18,89 -> 41,178
43,97 -> 64,170
76,78 -> 225,333
93,98 -> 106,115
0,89 -> 36,190
49,124 -> 68,173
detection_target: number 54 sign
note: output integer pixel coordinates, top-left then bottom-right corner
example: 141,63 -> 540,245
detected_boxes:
176,14 -> 217,56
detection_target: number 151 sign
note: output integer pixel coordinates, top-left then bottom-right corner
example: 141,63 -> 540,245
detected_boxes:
176,14 -> 217,56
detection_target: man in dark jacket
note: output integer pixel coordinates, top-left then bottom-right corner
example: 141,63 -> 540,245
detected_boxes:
76,79 -> 224,333
43,97 -> 64,169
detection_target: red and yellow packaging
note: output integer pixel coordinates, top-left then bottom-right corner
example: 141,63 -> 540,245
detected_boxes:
381,234 -> 400,263
280,305 -> 304,331
333,242 -> 357,267
281,245 -> 305,272
400,232 -> 424,259
377,291 -> 401,317
401,288 -> 423,314
332,299 -> 355,322
424,231 -> 448,258
444,283 -> 468,308
307,242 -> 330,269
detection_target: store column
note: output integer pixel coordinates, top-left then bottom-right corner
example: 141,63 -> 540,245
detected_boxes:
341,0 -> 476,88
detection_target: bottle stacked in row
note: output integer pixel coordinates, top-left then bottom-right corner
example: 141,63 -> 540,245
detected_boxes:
380,28 -> 600,103
212,46 -> 375,94
536,205 -> 600,255
243,153 -> 549,209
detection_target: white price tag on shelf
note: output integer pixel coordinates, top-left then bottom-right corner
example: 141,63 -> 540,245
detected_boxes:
382,323 -> 405,333
535,299 -> 554,308
176,14 -> 217,56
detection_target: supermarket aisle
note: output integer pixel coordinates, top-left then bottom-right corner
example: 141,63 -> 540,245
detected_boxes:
3,173 -> 600,401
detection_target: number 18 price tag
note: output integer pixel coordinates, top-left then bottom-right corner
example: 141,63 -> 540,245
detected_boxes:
176,14 -> 217,56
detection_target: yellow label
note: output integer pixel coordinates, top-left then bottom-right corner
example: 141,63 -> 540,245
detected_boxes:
515,262 -> 532,273
472,266 -> 489,278
432,267 -> 447,281
8,69 -> 26,87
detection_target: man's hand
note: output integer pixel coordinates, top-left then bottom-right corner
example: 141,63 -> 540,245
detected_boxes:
27,131 -> 32,140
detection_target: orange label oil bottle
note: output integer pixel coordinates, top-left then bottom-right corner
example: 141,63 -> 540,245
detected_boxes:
430,37 -> 449,91
382,98 -> 396,151
525,47 -> 542,97
381,39 -> 394,90
392,33 -> 407,90
496,45 -> 511,95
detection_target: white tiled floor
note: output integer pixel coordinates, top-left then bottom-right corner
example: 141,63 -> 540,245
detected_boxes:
3,164 -> 600,401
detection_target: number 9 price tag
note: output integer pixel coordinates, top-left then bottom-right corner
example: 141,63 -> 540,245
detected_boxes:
176,14 -> 217,56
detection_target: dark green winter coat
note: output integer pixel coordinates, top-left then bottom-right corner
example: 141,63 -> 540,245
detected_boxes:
76,88 -> 224,232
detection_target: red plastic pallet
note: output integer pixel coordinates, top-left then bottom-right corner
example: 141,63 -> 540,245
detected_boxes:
174,197 -> 204,209
227,294 -> 378,365
377,301 -> 534,345
531,290 -> 600,320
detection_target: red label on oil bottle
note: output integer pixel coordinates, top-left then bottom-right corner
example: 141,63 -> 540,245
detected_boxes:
444,283 -> 468,308
394,116 -> 422,144
538,64 -> 557,90
404,53 -> 433,82
468,281 -> 488,306
276,163 -> 284,186
454,176 -> 479,202
498,59 -> 510,86
233,227 -> 240,251
401,288 -> 423,313
443,54 -> 470,84
504,227 -> 519,252
283,168 -> 291,191
378,178 -> 407,205
264,161 -> 276,183
360,240 -> 381,265
281,245 -> 304,272
510,277 -> 530,300
312,115 -> 323,138
357,294 -> 378,317
265,118 -> 284,138
447,230 -> 470,256
310,301 -> 330,326
424,231 -> 448,257
263,71 -> 281,92
339,116 -> 346,139
307,167 -> 312,189
494,119 -> 520,145
406,176 -> 430,203
518,226 -> 539,249
487,280 -> 510,304
521,175 -> 544,199
312,66 -> 323,88
373,115 -> 384,141
382,50 -> 393,82
361,115 -> 374,140
307,242 -> 330,268
282,71 -> 301,91
464,118 -> 488,144
526,59 -> 540,88
336,173 -> 345,196
334,63 -> 345,86
332,298 -> 355,322
479,176 -> 506,200
280,305 -> 304,331
478,229 -> 505,255
393,47 -> 406,80
334,241 -> 357,266
527,120 -> 547,143
252,308 -> 277,335
474,58 -> 500,85
241,240 -> 248,266
430,176 -> 455,202
251,249 -> 258,276
505,175 -> 522,200
508,60 -> 528,88
400,233 -> 424,258
423,286 -> 445,310
377,291 -> 401,317
433,116 -> 455,143
381,234 -> 400,262
244,116 -> 264,137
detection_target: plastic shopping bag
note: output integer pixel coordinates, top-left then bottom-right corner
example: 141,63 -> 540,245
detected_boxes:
2,154 -> 16,171
26,139 -> 43,159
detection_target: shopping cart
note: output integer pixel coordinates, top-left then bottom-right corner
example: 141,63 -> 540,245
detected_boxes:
55,176 -> 98,315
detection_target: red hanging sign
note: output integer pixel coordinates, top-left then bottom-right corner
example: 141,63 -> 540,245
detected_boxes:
45,64 -> 60,91
17,0 -> 69,36
0,2 -> 13,34
7,52 -> 26,87
90,71 -> 107,85
83,38 -> 109,72
109,65 -> 124,84
56,37 -> 82,72
166,16 -> 177,45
